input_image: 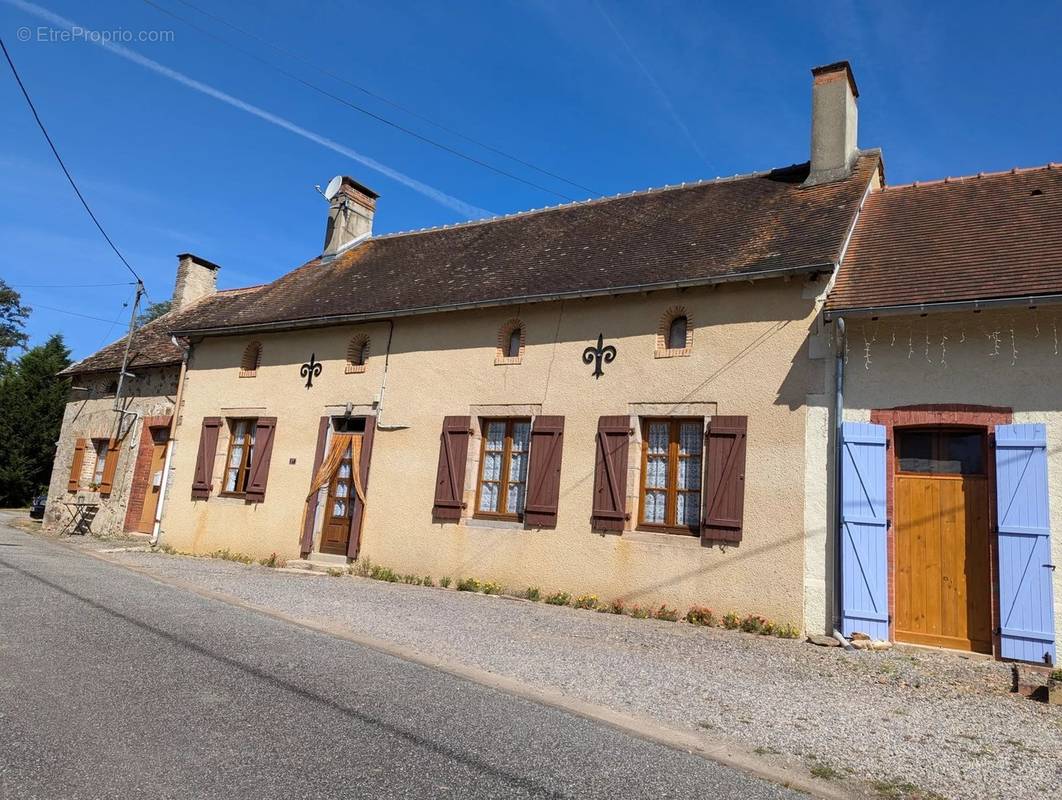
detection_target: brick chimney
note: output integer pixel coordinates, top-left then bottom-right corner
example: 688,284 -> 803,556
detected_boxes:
323,177 -> 379,256
172,253 -> 220,310
805,61 -> 859,186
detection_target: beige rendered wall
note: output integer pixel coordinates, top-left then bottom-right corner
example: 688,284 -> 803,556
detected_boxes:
44,368 -> 177,534
838,310 -> 1062,644
162,278 -> 826,625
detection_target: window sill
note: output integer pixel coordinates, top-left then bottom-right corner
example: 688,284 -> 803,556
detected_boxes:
654,348 -> 692,359
624,528 -> 702,548
493,356 -> 523,366
344,364 -> 367,374
465,516 -> 526,531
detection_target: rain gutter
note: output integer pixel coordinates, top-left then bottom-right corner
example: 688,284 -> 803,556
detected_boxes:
172,262 -> 835,338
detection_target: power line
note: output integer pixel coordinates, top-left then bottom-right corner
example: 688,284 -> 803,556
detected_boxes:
95,288 -> 137,350
168,0 -> 602,197
12,281 -> 137,289
1,36 -> 146,288
143,0 -> 601,201
26,301 -> 134,325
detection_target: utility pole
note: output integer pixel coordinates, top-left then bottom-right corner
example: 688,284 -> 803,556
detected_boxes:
113,280 -> 144,419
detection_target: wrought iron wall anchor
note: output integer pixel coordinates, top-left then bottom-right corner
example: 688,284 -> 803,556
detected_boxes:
582,334 -> 616,379
300,353 -> 322,388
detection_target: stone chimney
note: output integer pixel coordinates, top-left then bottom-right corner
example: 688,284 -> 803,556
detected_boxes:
323,177 -> 379,256
172,253 -> 220,310
805,61 -> 859,186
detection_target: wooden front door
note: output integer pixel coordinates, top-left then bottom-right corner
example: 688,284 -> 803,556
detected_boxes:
894,428 -> 992,653
320,441 -> 355,555
135,427 -> 169,533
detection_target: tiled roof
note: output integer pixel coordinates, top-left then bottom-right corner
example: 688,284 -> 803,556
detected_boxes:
828,164 -> 1062,314
60,286 -> 261,376
173,153 -> 881,334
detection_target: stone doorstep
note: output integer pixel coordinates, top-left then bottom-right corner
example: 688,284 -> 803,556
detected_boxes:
286,552 -> 349,573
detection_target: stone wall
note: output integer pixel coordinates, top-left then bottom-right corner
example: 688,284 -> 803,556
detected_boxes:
44,366 -> 178,536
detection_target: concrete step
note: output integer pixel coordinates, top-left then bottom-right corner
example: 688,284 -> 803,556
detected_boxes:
288,552 -> 350,573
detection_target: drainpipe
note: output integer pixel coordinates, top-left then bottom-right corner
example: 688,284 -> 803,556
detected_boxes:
375,320 -> 407,431
832,317 -> 854,650
150,340 -> 189,545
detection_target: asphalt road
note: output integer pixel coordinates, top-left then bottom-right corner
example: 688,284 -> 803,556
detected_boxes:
0,523 -> 803,799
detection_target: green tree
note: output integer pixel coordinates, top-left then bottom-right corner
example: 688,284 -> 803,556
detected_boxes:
0,334 -> 71,506
0,279 -> 31,365
136,300 -> 171,327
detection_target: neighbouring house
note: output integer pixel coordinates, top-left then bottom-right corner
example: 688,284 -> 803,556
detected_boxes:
824,164 -> 1062,665
43,255 -> 257,536
156,61 -> 875,633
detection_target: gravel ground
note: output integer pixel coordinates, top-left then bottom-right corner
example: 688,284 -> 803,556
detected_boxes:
66,539 -> 1062,800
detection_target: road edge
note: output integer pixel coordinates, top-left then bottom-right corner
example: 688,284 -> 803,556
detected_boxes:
28,528 -> 853,800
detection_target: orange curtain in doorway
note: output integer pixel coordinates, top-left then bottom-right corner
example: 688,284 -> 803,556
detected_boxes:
305,433 -> 366,504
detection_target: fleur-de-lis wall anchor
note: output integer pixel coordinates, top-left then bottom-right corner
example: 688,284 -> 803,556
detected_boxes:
582,334 -> 616,379
300,353 -> 323,389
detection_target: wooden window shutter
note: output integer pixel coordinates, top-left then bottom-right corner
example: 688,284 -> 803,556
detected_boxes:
702,416 -> 747,543
432,416 -> 472,521
68,438 -> 86,492
591,416 -> 631,530
300,416 -> 331,554
191,417 -> 222,499
524,416 -> 565,527
245,417 -> 278,503
98,438 -> 121,495
346,416 -> 376,559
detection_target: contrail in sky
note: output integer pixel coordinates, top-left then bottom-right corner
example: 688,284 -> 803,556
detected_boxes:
593,0 -> 710,168
3,0 -> 492,219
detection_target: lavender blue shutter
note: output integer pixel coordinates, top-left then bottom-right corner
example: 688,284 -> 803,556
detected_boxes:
840,422 -> 889,640
994,424 -> 1057,665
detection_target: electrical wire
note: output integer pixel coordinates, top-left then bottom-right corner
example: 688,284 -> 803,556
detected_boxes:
168,0 -> 602,197
11,281 -> 137,289
26,301 -> 133,325
1,36 -> 145,287
142,0 -> 601,201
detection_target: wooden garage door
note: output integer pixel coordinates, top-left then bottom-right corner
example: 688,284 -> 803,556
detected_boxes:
894,428 -> 992,653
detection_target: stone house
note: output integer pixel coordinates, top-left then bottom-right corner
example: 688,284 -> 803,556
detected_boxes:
43,255 -> 256,536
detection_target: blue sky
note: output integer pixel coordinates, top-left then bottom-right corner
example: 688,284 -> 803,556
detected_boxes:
2,0 -> 1060,360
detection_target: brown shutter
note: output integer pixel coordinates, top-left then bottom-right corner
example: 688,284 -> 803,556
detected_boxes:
432,415 -> 471,521
702,415 -> 747,543
524,416 -> 564,528
591,416 -> 631,531
346,416 -> 376,559
245,417 -> 277,503
98,438 -> 120,495
301,416 -> 331,554
191,417 -> 222,499
68,438 -> 86,492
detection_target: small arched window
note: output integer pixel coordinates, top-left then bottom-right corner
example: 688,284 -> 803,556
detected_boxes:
506,327 -> 522,358
239,341 -> 262,377
668,315 -> 688,350
495,319 -> 525,364
345,335 -> 370,373
656,307 -> 692,357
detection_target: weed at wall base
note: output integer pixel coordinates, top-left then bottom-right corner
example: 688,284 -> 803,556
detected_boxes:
544,591 -> 570,606
525,587 -> 541,601
439,576 -> 452,588
573,594 -> 598,610
456,577 -> 481,592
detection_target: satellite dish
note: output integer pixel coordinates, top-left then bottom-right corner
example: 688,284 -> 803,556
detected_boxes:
322,175 -> 343,201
